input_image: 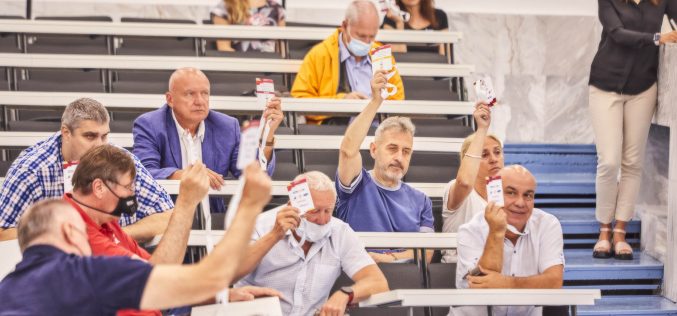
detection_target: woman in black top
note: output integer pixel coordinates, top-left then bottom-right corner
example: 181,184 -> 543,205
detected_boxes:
382,0 -> 449,55
589,0 -> 676,261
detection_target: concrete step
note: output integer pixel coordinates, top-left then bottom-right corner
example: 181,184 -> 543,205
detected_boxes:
579,295 -> 677,316
545,207 -> 641,235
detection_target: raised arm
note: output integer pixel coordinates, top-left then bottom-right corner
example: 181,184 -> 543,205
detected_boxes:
446,103 -> 491,210
139,162 -> 272,310
148,162 -> 210,265
337,71 -> 387,186
477,202 -> 506,273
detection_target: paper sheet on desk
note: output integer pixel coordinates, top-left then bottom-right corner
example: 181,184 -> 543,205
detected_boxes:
191,296 -> 283,316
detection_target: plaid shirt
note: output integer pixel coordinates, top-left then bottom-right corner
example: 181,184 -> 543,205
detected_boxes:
0,133 -> 174,228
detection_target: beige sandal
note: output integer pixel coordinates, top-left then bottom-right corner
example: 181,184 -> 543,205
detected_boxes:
592,227 -> 612,259
613,228 -> 633,260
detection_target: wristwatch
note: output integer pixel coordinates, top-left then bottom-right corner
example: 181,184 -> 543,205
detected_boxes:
265,137 -> 275,147
654,33 -> 661,46
339,286 -> 355,306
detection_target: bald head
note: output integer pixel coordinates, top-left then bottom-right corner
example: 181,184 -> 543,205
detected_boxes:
168,67 -> 209,92
166,67 -> 211,131
499,165 -> 536,186
17,199 -> 86,252
499,165 -> 537,231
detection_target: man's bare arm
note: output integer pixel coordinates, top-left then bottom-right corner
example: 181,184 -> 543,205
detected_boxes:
122,211 -> 173,243
0,228 -> 17,241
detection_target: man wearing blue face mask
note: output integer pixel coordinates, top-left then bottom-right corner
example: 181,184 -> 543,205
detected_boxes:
234,171 -> 389,316
291,0 -> 405,124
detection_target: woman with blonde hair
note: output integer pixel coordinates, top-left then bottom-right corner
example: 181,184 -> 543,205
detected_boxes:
441,102 -> 504,263
211,0 -> 286,52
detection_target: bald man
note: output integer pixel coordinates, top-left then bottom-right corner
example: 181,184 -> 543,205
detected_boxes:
133,67 -> 284,212
291,0 -> 405,124
451,165 -> 565,316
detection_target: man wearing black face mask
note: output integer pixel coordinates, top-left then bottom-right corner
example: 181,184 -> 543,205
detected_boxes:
63,144 -> 276,316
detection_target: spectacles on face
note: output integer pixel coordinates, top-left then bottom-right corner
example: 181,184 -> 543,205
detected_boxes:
105,180 -> 135,194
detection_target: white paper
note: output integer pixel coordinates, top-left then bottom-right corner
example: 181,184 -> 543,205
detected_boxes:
256,78 -> 275,110
258,121 -> 271,170
237,122 -> 260,170
486,176 -> 504,206
473,77 -> 497,105
371,45 -> 393,74
63,162 -> 78,193
287,178 -> 315,215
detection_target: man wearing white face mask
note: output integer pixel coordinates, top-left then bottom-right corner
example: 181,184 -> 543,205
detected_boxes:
291,0 -> 405,124
234,171 -> 389,316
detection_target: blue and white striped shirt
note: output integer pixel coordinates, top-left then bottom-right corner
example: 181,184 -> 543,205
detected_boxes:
0,133 -> 174,228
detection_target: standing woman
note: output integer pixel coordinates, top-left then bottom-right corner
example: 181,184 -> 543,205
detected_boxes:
381,0 -> 449,55
441,102 -> 504,263
589,0 -> 677,260
211,0 -> 286,53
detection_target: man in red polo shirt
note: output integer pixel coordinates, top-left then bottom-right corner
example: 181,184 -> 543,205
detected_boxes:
64,144 -> 279,315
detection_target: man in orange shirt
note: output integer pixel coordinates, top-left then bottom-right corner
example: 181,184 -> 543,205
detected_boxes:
64,144 -> 279,315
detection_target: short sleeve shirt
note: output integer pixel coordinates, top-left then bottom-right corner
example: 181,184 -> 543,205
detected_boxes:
0,245 -> 153,316
441,180 -> 487,263
236,206 -> 375,316
452,208 -> 565,316
335,169 -> 434,233
0,133 -> 174,229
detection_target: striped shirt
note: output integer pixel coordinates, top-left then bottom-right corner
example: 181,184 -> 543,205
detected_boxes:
0,132 -> 174,228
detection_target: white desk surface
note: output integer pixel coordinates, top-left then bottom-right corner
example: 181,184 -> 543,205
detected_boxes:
359,289 -> 601,308
191,296 -> 283,316
0,240 -> 22,279
148,231 -> 457,249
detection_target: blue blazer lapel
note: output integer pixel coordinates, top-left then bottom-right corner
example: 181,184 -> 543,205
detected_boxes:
164,105 -> 182,168
202,114 -> 216,171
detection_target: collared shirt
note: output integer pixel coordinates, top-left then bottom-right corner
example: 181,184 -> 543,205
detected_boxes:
236,206 -> 375,316
589,0 -> 677,94
452,208 -> 565,316
0,245 -> 152,316
171,109 -> 206,168
338,32 -> 373,97
0,133 -> 174,229
335,169 -> 434,233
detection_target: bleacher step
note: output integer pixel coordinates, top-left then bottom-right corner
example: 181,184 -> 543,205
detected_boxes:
545,207 -> 641,235
564,250 -> 663,281
579,295 -> 677,316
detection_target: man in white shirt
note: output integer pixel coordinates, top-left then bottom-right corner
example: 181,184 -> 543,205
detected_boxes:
235,171 -> 389,316
452,165 -> 565,316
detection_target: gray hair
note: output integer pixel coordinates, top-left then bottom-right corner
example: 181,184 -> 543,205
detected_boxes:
374,116 -> 416,143
61,98 -> 109,131
345,0 -> 379,25
294,171 -> 337,197
17,199 -> 72,252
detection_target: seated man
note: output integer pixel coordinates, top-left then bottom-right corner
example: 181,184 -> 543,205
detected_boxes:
0,98 -> 174,242
235,171 -> 389,316
67,144 -> 281,316
0,163 -> 280,315
133,67 -> 283,213
290,0 -> 404,124
452,165 -> 564,316
336,71 -> 433,263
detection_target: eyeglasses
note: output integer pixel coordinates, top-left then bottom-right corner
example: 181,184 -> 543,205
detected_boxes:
105,180 -> 135,193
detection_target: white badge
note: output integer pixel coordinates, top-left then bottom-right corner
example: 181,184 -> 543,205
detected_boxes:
256,78 -> 275,109
370,45 -> 398,99
486,175 -> 504,206
473,77 -> 497,106
287,178 -> 315,215
63,161 -> 78,193
237,121 -> 261,170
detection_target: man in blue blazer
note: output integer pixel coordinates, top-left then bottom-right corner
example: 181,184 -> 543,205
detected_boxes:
133,67 -> 283,213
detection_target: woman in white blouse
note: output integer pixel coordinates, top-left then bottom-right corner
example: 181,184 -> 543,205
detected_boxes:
441,101 -> 504,263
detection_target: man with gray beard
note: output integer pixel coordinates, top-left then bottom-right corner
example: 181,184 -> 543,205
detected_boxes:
335,71 -> 433,263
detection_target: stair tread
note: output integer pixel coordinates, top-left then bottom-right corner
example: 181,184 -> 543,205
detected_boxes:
579,295 -> 677,315
564,250 -> 662,268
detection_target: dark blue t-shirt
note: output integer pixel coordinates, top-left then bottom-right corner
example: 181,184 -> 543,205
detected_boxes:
0,245 -> 153,316
335,169 -> 434,233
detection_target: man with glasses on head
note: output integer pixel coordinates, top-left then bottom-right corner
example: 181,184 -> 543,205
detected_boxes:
0,98 -> 174,242
290,0 -> 404,124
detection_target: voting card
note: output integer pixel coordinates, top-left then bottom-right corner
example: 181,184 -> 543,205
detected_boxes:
63,161 -> 78,193
287,178 -> 315,215
473,77 -> 497,106
486,175 -> 504,206
256,78 -> 275,109
371,44 -> 393,74
236,121 -> 260,170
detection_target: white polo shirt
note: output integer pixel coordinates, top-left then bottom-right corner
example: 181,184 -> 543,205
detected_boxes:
451,208 -> 565,316
235,206 -> 376,316
441,179 -> 488,263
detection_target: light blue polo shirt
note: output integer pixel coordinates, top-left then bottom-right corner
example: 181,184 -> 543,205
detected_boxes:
335,168 -> 434,233
338,33 -> 373,98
